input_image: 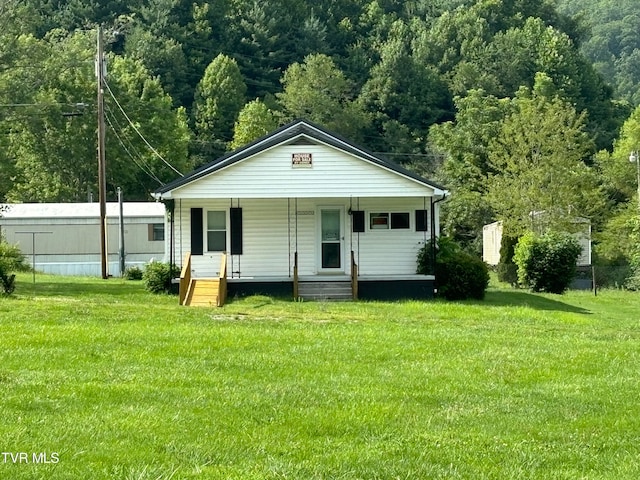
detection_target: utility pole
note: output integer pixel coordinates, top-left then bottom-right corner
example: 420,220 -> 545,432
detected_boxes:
96,25 -> 108,279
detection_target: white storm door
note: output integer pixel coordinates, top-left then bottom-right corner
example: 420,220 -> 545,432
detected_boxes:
318,208 -> 344,272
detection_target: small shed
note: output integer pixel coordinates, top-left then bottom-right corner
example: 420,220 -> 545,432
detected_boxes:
0,202 -> 166,276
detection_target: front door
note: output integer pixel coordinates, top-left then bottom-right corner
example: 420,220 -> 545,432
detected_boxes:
319,208 -> 343,271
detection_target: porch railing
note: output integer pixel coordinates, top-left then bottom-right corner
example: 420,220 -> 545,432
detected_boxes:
293,252 -> 299,299
179,252 -> 192,306
351,250 -> 358,300
218,253 -> 227,307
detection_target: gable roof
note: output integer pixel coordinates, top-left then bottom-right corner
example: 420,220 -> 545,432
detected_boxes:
153,119 -> 448,198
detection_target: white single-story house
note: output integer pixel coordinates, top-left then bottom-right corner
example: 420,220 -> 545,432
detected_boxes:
0,202 -> 166,276
153,119 -> 449,305
482,219 -> 592,267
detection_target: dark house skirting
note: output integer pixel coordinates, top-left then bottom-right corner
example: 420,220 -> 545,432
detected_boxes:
227,281 -> 294,299
358,279 -> 435,301
226,279 -> 435,301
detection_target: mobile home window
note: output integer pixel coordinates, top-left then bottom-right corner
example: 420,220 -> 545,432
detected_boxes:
148,223 -> 165,241
207,211 -> 227,251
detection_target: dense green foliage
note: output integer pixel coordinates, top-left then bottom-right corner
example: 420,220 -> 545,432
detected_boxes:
417,237 -> 489,300
142,261 -> 178,294
514,231 -> 582,294
557,0 -> 640,106
627,218 -> 640,290
497,234 -> 518,285
123,265 -> 143,281
2,0 -> 640,283
0,238 -> 30,294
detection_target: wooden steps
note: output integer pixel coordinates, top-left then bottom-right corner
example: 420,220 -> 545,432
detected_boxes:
298,281 -> 353,301
184,279 -> 220,307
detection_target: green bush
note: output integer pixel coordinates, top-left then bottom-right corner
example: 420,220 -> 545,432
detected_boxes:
143,261 -> 179,294
0,240 -> 30,295
124,265 -> 144,280
513,231 -> 581,294
626,218 -> 640,290
417,237 -> 490,300
497,235 -> 519,285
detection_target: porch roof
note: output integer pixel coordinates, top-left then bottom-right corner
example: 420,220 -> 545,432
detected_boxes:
153,119 -> 448,200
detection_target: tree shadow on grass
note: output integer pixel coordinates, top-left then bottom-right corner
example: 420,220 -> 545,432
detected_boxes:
478,290 -> 592,315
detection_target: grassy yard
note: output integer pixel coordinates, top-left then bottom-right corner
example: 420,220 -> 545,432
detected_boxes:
0,274 -> 639,479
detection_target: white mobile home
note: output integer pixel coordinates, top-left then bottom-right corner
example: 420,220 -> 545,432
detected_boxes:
154,120 -> 449,305
0,202 -> 166,276
482,220 -> 592,267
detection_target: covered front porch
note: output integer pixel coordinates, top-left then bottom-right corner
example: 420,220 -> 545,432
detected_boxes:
178,251 -> 435,306
154,120 -> 447,305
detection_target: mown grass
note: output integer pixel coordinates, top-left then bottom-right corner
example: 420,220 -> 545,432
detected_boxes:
1,273 -> 639,479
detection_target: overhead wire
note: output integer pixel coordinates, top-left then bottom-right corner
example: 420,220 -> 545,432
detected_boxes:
104,105 -> 164,185
104,103 -> 150,166
103,78 -> 183,176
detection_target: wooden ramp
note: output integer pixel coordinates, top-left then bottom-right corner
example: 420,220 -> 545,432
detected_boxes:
184,279 -> 222,307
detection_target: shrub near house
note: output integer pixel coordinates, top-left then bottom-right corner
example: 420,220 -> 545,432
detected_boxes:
417,237 -> 489,300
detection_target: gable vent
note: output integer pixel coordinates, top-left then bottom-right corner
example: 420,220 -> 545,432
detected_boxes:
287,136 -> 319,146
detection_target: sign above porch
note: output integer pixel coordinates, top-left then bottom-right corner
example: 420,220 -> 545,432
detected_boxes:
153,119 -> 448,200
292,153 -> 313,168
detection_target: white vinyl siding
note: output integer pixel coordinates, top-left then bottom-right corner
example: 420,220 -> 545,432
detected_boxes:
176,197 -> 438,279
168,145 -> 437,199
354,198 -> 432,276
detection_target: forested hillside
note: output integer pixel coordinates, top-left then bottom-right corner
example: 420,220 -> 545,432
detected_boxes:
1,0 -> 639,284
557,0 -> 640,105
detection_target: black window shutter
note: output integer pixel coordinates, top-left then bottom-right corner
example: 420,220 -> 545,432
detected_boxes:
190,208 -> 203,255
230,207 -> 243,255
415,210 -> 428,232
352,210 -> 365,232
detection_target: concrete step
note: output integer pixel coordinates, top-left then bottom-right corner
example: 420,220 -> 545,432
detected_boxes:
298,281 -> 353,301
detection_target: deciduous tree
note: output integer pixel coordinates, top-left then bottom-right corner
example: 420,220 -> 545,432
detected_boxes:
487,76 -> 602,236
193,54 -> 247,161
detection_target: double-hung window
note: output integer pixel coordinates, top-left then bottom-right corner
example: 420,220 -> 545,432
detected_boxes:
207,211 -> 226,251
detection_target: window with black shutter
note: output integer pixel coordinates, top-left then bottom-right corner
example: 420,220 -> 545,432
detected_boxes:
415,210 -> 428,232
352,210 -> 365,233
190,208 -> 203,255
230,207 -> 243,254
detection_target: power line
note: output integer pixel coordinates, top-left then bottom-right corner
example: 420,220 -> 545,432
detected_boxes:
0,102 -> 91,108
103,78 -> 183,176
105,103 -> 160,176
104,108 -> 164,185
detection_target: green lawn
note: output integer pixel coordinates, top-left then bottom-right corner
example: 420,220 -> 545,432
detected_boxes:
1,274 -> 639,479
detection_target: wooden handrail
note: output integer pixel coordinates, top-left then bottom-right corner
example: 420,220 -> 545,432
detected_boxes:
179,252 -> 192,306
351,250 -> 358,300
293,252 -> 299,299
217,253 -> 227,307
